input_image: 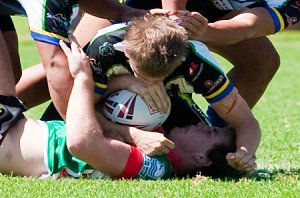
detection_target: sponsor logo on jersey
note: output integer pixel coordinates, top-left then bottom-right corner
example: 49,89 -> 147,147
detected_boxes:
204,80 -> 213,88
207,75 -> 224,94
99,42 -> 115,56
138,154 -> 166,179
189,62 -> 204,82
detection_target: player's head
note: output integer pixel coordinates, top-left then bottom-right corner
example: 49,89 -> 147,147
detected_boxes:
124,14 -> 188,82
168,123 -> 239,178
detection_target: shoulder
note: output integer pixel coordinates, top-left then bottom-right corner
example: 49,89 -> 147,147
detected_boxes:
187,40 -> 224,72
90,22 -> 128,45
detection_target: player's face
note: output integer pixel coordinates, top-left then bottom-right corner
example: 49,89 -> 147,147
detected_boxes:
130,63 -> 165,84
168,123 -> 233,176
128,56 -> 183,84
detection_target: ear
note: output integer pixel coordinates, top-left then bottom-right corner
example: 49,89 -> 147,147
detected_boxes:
124,48 -> 129,58
193,154 -> 212,167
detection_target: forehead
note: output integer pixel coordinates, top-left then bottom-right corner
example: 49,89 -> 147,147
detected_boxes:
169,124 -> 226,152
131,65 -> 165,83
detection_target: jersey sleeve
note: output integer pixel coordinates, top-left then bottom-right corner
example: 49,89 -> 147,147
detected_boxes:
137,153 -> 173,180
264,0 -> 300,32
166,41 -> 233,104
85,24 -> 131,95
18,0 -> 80,45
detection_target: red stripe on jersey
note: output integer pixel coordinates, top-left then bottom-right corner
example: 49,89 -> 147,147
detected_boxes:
118,146 -> 143,178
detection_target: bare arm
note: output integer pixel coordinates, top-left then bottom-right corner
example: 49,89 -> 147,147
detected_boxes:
62,36 -> 131,177
78,0 -> 147,21
178,8 -> 275,46
0,32 -> 16,96
204,7 -> 275,45
212,88 -> 261,155
107,75 -> 170,113
95,108 -> 174,156
35,42 -> 73,119
161,0 -> 187,11
211,88 -> 260,171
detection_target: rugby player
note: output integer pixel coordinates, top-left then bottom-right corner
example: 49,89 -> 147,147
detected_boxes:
0,0 -> 165,118
0,34 -> 239,179
83,14 -> 260,172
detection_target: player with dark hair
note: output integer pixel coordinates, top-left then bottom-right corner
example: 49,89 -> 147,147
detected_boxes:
84,14 -> 260,172
0,34 -> 239,179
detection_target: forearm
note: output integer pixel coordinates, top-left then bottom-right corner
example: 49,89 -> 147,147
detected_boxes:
234,120 -> 261,155
161,0 -> 187,11
105,74 -> 137,96
95,108 -> 135,144
79,0 -> 146,21
95,102 -> 174,156
203,8 -> 275,45
67,76 -> 131,177
212,88 -> 261,155
67,76 -> 96,143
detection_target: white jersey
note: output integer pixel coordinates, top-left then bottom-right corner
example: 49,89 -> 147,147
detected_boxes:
0,0 -> 81,45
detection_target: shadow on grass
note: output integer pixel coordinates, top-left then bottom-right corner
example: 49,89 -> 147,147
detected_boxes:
192,168 -> 300,182
247,168 -> 300,181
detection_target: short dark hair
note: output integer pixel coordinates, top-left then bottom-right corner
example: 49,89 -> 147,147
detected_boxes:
199,143 -> 243,178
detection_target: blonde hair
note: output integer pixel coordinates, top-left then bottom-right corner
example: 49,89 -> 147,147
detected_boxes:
125,14 -> 188,79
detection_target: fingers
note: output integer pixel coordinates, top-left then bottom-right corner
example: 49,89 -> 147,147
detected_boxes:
59,40 -> 71,56
141,94 -> 158,112
141,136 -> 175,157
141,82 -> 170,113
68,34 -> 83,56
149,8 -> 170,16
181,12 -> 208,39
226,149 -> 257,172
60,34 -> 85,57
154,82 -> 171,113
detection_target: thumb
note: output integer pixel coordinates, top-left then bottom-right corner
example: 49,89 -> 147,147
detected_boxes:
226,152 -> 235,160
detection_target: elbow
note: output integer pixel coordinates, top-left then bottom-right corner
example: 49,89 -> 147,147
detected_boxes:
66,131 -> 94,158
67,135 -> 87,157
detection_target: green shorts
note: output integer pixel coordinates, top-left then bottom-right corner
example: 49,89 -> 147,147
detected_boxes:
42,120 -> 172,180
43,120 -> 109,179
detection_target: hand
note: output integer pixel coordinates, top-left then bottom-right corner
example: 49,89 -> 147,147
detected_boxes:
226,147 -> 257,172
59,34 -> 91,79
131,128 -> 175,156
148,9 -> 170,16
122,8 -> 170,21
127,79 -> 170,114
169,11 -> 208,41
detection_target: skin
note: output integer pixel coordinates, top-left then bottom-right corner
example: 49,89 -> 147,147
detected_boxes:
168,123 -> 235,177
16,12 -> 261,171
0,36 -> 238,178
0,31 -> 16,96
7,1 -> 169,117
0,113 -> 236,178
112,74 -> 259,172
161,0 -> 280,109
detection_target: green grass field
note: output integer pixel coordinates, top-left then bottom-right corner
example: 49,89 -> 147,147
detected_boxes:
1,17 -> 300,197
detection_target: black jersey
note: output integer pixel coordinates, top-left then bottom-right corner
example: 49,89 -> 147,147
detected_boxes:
86,23 -> 233,105
121,0 -> 300,31
0,0 -> 80,45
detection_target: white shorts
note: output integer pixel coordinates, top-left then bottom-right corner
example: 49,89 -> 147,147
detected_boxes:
1,0 -> 82,45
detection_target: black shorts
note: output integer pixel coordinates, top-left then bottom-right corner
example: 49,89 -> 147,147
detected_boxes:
0,0 -> 26,16
0,15 -> 15,31
0,96 -> 26,145
125,0 -> 244,22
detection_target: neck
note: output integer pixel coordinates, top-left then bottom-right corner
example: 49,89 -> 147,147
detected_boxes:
167,150 -> 183,175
